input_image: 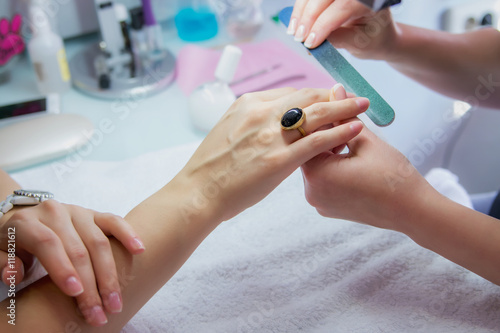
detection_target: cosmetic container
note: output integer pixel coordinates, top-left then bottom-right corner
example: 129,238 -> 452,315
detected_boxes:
214,0 -> 264,40
141,0 -> 163,51
27,5 -> 71,95
175,0 -> 218,42
130,7 -> 148,55
188,45 -> 242,132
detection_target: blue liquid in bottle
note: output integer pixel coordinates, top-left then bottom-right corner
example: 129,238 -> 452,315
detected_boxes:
175,7 -> 218,42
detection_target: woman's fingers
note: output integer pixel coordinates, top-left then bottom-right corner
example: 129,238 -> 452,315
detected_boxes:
294,0 -> 334,43
91,212 -> 145,254
288,0 -> 310,35
290,120 -> 364,165
33,203 -> 109,326
71,210 -> 126,317
282,96 -> 369,142
330,83 -> 348,153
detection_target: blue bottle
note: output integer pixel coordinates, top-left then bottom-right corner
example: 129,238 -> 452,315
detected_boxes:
175,3 -> 218,42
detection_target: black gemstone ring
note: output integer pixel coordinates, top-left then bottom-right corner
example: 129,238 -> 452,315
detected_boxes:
281,107 -> 306,137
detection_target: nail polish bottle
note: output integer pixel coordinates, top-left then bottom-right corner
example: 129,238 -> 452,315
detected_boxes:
188,45 -> 242,132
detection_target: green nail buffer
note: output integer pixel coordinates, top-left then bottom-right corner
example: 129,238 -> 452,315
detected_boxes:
279,6 -> 395,126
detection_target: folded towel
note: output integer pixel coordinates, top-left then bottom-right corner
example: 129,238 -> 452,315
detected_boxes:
3,144 -> 499,332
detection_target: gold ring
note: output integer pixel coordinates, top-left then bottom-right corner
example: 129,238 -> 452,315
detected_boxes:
281,108 -> 307,137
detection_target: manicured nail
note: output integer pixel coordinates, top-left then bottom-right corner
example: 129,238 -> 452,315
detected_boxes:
107,292 -> 122,313
86,306 -> 108,326
332,83 -> 345,100
304,32 -> 316,48
132,237 -> 145,252
333,83 -> 344,94
66,276 -> 84,296
294,25 -> 305,42
355,97 -> 370,110
287,18 -> 297,35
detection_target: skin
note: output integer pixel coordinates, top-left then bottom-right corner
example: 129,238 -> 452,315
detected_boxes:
0,169 -> 145,326
288,0 -> 500,108
302,84 -> 500,286
0,87 -> 370,331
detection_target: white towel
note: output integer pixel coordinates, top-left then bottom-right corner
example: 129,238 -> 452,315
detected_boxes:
4,143 -> 500,332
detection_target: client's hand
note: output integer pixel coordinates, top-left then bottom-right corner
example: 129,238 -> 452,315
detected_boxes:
0,201 -> 145,326
301,85 -> 431,232
175,87 -> 370,222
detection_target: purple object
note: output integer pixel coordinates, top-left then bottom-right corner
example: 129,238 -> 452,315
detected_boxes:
141,0 -> 156,26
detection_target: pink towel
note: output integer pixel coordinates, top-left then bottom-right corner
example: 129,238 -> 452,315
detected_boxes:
176,39 -> 336,96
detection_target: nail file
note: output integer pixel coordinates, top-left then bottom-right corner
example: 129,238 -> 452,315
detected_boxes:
279,6 -> 395,126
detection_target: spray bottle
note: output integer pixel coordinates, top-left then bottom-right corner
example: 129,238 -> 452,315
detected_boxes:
27,3 -> 71,94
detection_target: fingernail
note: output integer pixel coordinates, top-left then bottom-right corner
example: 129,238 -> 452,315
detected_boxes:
304,32 -> 316,48
294,25 -> 305,42
107,292 -> 122,313
350,121 -> 364,132
333,83 -> 344,94
332,83 -> 345,100
287,18 -> 297,35
132,237 -> 145,252
66,276 -> 84,296
355,97 -> 370,110
86,306 -> 108,326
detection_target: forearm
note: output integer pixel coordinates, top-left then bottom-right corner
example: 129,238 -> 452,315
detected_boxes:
0,169 -> 20,198
403,186 -> 500,285
1,176 -> 224,332
388,24 -> 500,108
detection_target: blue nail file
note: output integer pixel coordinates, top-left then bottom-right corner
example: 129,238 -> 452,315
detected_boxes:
279,6 -> 395,126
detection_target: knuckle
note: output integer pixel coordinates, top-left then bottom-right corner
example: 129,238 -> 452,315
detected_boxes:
261,152 -> 283,170
90,235 -> 112,252
8,210 -> 30,225
102,213 -> 124,225
236,92 -> 255,105
309,104 -> 328,119
308,133 -> 326,149
299,88 -> 323,102
69,246 -> 90,263
35,228 -> 59,247
39,199 -> 61,213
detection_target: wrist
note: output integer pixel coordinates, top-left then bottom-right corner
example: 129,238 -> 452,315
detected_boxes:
380,21 -> 405,63
161,173 -> 226,229
395,182 -> 448,245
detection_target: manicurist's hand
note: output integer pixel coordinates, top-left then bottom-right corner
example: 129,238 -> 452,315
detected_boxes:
174,87 -> 370,222
288,0 -> 398,59
301,84 -> 432,232
0,202 -> 145,326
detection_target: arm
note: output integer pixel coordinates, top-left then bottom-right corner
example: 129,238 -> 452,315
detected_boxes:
290,0 -> 500,108
301,84 -> 500,286
0,170 -> 145,326
0,87 -> 369,331
386,24 -> 500,108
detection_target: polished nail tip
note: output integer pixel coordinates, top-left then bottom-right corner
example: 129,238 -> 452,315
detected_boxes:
91,306 -> 108,325
287,18 -> 297,35
333,83 -> 344,92
133,237 -> 145,251
304,32 -> 315,48
108,292 -> 123,313
294,25 -> 305,42
66,276 -> 84,296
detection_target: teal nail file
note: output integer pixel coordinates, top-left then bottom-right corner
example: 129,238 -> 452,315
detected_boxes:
278,6 -> 395,126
